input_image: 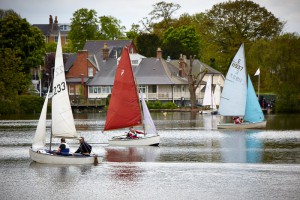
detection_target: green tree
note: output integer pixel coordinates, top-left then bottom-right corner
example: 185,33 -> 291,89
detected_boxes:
99,15 -> 125,40
136,33 -> 161,57
249,34 -> 300,112
68,8 -> 100,51
0,13 -> 45,74
162,26 -> 201,59
126,24 -> 140,39
0,49 -> 27,99
197,0 -> 284,74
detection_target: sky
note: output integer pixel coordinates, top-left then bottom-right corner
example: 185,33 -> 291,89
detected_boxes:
1,0 -> 300,34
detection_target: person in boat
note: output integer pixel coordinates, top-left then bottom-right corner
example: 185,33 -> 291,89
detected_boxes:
239,117 -> 244,123
47,138 -> 70,155
127,127 -> 144,139
57,138 -> 70,155
73,137 -> 92,155
233,117 -> 241,124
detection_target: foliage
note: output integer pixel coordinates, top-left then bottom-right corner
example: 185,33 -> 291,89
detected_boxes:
99,15 -> 126,40
196,0 -> 284,74
162,26 -> 201,59
0,49 -> 29,100
248,33 -> 300,112
17,95 -> 44,114
68,8 -> 100,51
0,12 -> 46,74
146,100 -> 176,109
126,24 -> 140,39
136,33 -> 161,57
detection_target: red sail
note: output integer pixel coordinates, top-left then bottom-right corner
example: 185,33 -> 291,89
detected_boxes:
104,48 -> 142,131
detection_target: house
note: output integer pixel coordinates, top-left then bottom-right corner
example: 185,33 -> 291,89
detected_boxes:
32,15 -> 70,45
64,40 -> 136,100
64,39 -> 224,106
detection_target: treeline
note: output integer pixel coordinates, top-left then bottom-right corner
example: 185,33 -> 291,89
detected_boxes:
1,1 -> 300,113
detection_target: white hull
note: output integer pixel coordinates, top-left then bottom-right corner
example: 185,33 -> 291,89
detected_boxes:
29,148 -> 103,165
200,109 -> 218,115
217,121 -> 267,129
109,135 -> 160,146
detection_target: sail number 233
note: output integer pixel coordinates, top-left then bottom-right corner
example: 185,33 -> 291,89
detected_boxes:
53,82 -> 66,96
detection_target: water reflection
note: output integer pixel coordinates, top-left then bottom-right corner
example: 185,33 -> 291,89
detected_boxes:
219,130 -> 263,163
105,147 -> 160,162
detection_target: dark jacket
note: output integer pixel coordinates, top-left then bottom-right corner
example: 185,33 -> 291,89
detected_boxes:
75,142 -> 92,154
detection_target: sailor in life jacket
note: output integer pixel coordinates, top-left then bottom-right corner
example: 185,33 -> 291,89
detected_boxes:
57,138 -> 70,155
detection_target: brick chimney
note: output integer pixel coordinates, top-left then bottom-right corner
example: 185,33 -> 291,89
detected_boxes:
102,43 -> 109,60
49,15 -> 53,31
53,16 -> 59,31
156,47 -> 162,60
179,54 -> 185,77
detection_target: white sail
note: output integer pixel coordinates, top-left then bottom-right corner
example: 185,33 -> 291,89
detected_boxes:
203,76 -> 217,110
140,92 -> 157,136
218,44 -> 247,116
32,90 -> 50,151
214,76 -> 221,106
51,32 -> 77,138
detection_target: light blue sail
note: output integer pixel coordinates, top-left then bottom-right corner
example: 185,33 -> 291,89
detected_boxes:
244,75 -> 265,122
219,44 -> 247,116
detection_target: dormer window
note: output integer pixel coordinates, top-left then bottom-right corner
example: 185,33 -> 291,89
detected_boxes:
88,67 -> 93,77
131,60 -> 138,66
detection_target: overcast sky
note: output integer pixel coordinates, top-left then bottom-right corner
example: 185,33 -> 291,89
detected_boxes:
1,0 -> 299,34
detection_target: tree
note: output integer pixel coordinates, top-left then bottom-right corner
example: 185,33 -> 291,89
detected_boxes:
126,24 -> 140,39
99,15 -> 126,40
162,26 -> 201,59
183,56 -> 208,109
205,0 -> 284,46
136,33 -> 161,57
68,8 -> 100,51
0,49 -> 28,100
0,13 -> 45,74
249,34 -> 300,112
148,1 -> 181,37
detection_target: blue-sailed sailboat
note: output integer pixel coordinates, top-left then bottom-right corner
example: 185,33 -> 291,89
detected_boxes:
217,44 -> 266,129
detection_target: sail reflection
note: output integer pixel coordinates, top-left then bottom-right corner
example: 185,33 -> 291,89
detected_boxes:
219,130 -> 262,163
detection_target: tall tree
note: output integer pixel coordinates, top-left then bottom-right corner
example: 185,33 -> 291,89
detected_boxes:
198,0 -> 284,73
162,26 -> 201,59
0,12 -> 45,74
136,33 -> 161,57
249,34 -> 300,112
99,15 -> 125,40
69,8 -> 100,51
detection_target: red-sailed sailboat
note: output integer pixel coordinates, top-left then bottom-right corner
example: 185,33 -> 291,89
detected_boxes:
103,47 -> 160,146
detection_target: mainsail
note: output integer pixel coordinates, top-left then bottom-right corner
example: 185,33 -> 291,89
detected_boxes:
104,47 -> 142,131
218,44 -> 247,116
51,32 -> 77,138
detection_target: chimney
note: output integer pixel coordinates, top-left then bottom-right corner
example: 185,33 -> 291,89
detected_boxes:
102,43 -> 109,60
49,15 -> 53,31
156,47 -> 162,60
53,16 -> 58,31
179,54 -> 185,77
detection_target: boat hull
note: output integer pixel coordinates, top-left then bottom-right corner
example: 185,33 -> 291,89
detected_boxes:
109,135 -> 160,146
29,148 -> 103,165
217,121 -> 267,129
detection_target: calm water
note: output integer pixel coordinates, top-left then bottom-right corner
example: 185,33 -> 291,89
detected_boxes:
0,112 -> 299,200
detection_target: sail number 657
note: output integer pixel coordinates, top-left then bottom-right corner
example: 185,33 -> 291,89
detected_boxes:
53,82 -> 66,96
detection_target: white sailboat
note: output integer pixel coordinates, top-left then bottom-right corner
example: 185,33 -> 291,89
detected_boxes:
201,75 -> 218,114
217,44 -> 266,129
29,32 -> 103,164
104,47 -> 160,146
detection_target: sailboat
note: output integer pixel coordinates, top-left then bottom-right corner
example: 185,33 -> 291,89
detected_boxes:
29,32 -> 103,164
217,44 -> 266,129
200,75 -> 218,114
104,47 -> 160,146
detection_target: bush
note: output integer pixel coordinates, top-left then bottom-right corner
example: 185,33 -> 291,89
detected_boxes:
18,95 -> 44,114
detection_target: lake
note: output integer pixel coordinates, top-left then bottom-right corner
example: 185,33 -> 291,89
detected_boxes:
0,112 -> 299,200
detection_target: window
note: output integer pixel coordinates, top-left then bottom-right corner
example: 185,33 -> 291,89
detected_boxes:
88,67 -> 93,77
131,60 -> 138,65
54,36 -> 58,42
